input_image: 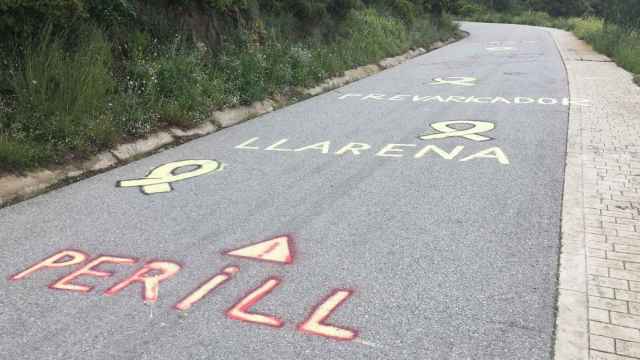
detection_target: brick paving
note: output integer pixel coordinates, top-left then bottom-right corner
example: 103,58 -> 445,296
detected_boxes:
550,28 -> 640,360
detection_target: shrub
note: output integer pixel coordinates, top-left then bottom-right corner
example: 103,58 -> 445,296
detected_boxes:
457,2 -> 487,18
289,45 -> 317,86
0,135 -> 50,171
155,52 -> 222,126
213,12 -> 405,107
215,46 -> 268,105
342,9 -> 409,65
571,18 -> 640,77
0,0 -> 136,38
408,14 -> 453,47
269,0 -> 361,24
109,91 -> 155,137
206,0 -> 251,12
0,4 -> 459,172
391,0 -> 418,24
612,33 -> 640,75
0,0 -> 85,37
512,11 -> 555,27
7,25 -> 115,156
262,39 -> 296,91
570,17 -> 604,39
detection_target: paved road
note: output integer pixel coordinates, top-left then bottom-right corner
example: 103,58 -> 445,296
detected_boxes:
1,23 -> 571,359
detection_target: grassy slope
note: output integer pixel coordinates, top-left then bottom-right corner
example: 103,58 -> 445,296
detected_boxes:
0,10 -> 458,173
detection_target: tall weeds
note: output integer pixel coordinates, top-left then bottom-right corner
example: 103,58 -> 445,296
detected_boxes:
1,26 -> 115,170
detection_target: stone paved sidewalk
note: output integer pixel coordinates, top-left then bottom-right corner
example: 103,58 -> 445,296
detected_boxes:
550,28 -> 640,360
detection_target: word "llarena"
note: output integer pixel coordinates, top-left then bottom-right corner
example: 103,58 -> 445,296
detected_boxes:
236,137 -> 510,165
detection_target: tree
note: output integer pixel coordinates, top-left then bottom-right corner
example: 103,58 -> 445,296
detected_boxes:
543,0 -> 587,17
601,0 -> 640,30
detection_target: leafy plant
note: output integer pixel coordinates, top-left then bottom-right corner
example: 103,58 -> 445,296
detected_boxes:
7,25 -> 115,156
0,2 -> 459,172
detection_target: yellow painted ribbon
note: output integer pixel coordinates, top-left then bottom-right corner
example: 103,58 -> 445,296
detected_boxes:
419,121 -> 495,142
118,159 -> 223,195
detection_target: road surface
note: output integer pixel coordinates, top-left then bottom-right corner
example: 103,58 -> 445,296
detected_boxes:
1,22 -> 573,359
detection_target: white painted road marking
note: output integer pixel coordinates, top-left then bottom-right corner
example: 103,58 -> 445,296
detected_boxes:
337,93 -> 591,106
430,76 -> 477,87
486,46 -> 516,51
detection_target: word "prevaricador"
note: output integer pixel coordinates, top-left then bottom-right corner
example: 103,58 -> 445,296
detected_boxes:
338,93 -> 590,106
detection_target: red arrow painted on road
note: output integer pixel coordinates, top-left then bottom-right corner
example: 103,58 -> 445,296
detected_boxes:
224,235 -> 294,265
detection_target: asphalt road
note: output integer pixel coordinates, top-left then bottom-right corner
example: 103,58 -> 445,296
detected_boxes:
0,22 -> 570,359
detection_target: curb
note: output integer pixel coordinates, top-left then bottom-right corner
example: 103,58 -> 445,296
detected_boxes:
550,26 -> 590,360
0,36 -> 462,209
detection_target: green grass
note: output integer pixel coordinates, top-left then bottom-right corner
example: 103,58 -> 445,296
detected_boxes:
569,18 -> 640,75
1,26 -> 116,170
0,135 -> 49,172
0,9 -> 458,173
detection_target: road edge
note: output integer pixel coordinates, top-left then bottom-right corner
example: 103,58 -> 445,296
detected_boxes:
550,27 -> 590,360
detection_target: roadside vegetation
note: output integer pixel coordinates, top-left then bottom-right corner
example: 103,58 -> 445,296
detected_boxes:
0,0 -> 459,173
454,0 -> 640,85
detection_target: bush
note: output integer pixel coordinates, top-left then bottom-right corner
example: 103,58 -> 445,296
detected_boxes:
5,25 -> 116,157
0,0 -> 85,37
155,51 -> 222,127
391,0 -> 418,24
213,7 -> 425,104
571,17 -> 640,76
615,40 -> 640,76
270,0 -> 361,23
408,13 -> 456,47
599,0 -> 640,30
0,0 -> 136,39
109,91 -> 155,137
511,11 -> 555,27
341,8 -> 409,65
0,4 -> 459,172
215,46 -> 267,106
570,17 -> 603,39
458,2 -> 487,18
0,135 -> 50,171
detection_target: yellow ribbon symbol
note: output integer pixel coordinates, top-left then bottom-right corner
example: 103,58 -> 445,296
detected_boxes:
430,77 -> 477,87
419,121 -> 495,142
117,160 -> 223,195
